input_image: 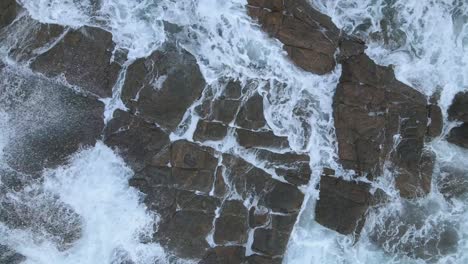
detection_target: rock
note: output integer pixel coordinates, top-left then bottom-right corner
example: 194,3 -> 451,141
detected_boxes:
427,104 -> 443,138
0,0 -> 16,29
261,181 -> 304,213
255,149 -> 311,186
121,43 -> 206,131
249,206 -> 270,228
214,200 -> 249,244
172,168 -> 215,194
194,120 -> 228,142
334,53 -> 431,198
245,254 -> 282,264
235,93 -> 267,130
196,98 -> 241,124
104,109 -> 170,171
171,140 -> 218,170
395,149 -> 434,198
31,26 -> 121,97
447,123 -> 468,148
437,166 -> 468,199
315,176 -> 373,235
448,91 -> 468,122
2,16 -> 65,62
157,210 -> 215,259
251,214 -> 297,256
247,0 -> 339,74
236,128 -> 289,149
370,200 -> 459,262
199,246 -> 246,264
0,66 -> 104,174
0,245 -> 25,264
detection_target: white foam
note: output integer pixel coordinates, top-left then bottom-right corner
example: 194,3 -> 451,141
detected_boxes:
0,143 -> 167,264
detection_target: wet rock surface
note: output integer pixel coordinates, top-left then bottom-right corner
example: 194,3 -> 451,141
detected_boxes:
315,175 -> 373,236
121,43 -> 206,131
247,0 -> 339,74
0,65 -> 104,174
447,92 -> 468,149
31,26 -> 121,97
334,51 -> 433,199
0,0 -> 17,29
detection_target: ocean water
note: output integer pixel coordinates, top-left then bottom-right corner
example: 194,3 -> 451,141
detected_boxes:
0,0 -> 466,263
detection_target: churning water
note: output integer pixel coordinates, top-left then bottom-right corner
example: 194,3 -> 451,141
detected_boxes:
0,0 -> 467,263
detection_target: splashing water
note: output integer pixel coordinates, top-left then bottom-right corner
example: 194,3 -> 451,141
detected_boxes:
0,142 -> 166,264
285,1 -> 468,264
2,0 -> 468,263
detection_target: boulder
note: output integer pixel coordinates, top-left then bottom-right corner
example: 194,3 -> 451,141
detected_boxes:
261,181 -> 304,214
446,92 -> 468,148
249,206 -> 270,228
235,92 -> 267,130
1,16 -> 65,62
121,43 -> 206,131
447,123 -> 468,148
0,0 -> 16,29
194,120 -> 228,142
214,200 -> 249,244
199,246 -> 246,264
427,104 -> 443,138
437,166 -> 468,199
252,214 -> 297,256
448,91 -> 468,122
334,51 -> 432,198
315,176 -> 373,235
236,128 -> 289,149
104,109 -> 170,171
247,0 -> 339,74
0,66 -> 104,174
31,26 -> 121,97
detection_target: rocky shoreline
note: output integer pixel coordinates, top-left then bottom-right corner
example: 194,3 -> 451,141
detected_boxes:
0,0 -> 466,263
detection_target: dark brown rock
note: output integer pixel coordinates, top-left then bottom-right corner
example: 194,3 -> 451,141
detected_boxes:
251,214 -> 297,256
2,16 -> 65,62
199,246 -> 246,264
172,168 -> 215,193
262,181 -> 304,213
395,149 -> 434,198
171,140 -> 218,169
334,53 -> 431,198
31,26 -> 121,97
194,120 -> 228,142
0,0 -> 16,28
447,123 -> 468,148
196,99 -> 241,124
214,200 -> 249,244
438,166 -> 468,199
235,93 -> 267,130
236,128 -> 289,149
121,44 -> 205,131
448,91 -> 468,122
249,206 -> 270,228
157,210 -> 214,259
104,109 -> 170,171
255,149 -> 311,186
245,254 -> 282,264
247,0 -> 339,74
427,104 -> 443,137
0,66 -> 104,174
315,176 -> 372,235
